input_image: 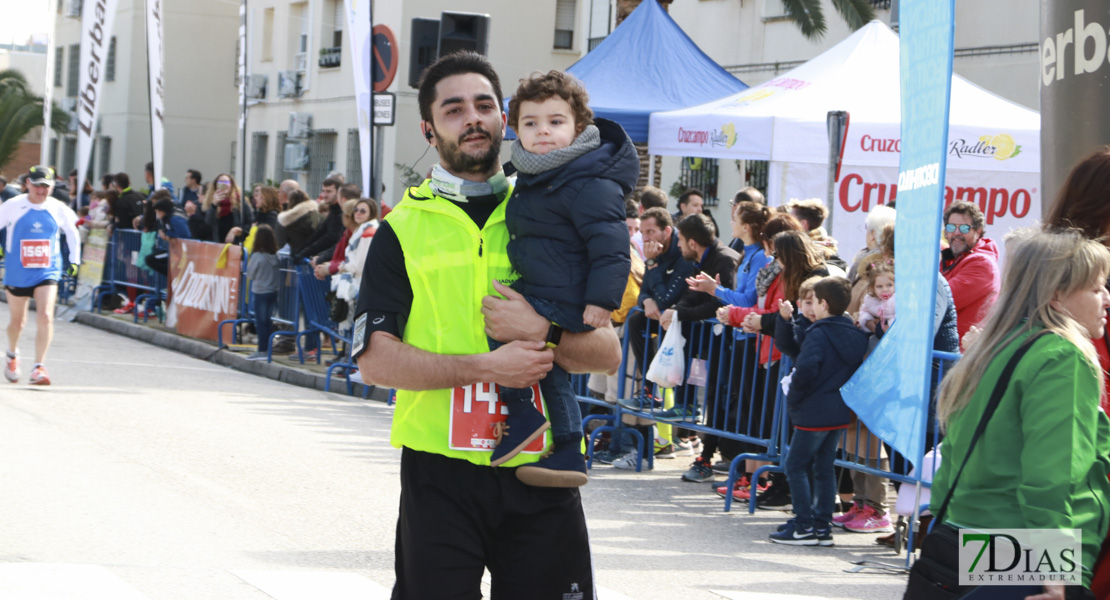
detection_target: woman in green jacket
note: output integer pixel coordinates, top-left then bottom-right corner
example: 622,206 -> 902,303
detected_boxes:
932,228 -> 1110,599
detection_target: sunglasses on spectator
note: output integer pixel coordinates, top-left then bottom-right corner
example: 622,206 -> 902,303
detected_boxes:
945,223 -> 973,234
30,183 -> 51,189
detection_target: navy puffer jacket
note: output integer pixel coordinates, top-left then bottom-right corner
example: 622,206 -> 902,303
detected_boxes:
506,118 -> 639,310
786,315 -> 870,428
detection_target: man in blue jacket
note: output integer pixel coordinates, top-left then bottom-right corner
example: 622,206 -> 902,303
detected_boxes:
769,276 -> 868,546
625,207 -> 694,380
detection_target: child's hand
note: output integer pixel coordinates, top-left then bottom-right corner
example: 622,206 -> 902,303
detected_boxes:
716,305 -> 732,324
778,299 -> 793,320
583,304 -> 611,329
686,272 -> 720,294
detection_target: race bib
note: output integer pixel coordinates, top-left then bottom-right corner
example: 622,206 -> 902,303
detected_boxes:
448,382 -> 547,453
20,240 -> 50,269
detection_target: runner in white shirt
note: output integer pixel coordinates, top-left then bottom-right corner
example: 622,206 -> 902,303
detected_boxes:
0,166 -> 81,385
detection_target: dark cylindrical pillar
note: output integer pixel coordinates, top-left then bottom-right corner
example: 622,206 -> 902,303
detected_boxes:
1040,2 -> 1110,211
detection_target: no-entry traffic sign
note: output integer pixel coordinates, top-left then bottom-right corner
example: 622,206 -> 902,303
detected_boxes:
372,25 -> 397,92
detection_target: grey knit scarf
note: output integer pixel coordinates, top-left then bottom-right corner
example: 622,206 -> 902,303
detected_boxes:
510,125 -> 601,175
756,260 -> 783,298
428,165 -> 511,203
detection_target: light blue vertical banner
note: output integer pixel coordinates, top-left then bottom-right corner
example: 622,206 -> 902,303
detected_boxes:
840,1 -> 955,469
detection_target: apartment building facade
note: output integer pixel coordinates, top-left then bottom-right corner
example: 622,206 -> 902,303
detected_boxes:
49,0 -> 238,190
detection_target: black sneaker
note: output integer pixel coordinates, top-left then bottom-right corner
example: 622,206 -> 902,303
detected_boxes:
711,459 -> 732,474
755,488 -> 793,510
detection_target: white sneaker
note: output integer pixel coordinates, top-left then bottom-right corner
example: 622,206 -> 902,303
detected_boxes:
4,351 -> 18,383
612,452 -> 650,470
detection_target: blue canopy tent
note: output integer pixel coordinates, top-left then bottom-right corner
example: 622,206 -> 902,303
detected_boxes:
507,0 -> 748,143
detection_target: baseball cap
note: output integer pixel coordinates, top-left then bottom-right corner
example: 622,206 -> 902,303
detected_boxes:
27,165 -> 55,186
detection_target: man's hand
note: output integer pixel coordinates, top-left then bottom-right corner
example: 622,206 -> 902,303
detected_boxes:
643,239 -> 664,260
741,312 -> 762,334
313,263 -> 330,280
483,340 -> 554,389
660,309 -> 675,330
583,304 -> 611,329
687,272 -> 720,294
778,299 -> 793,320
643,298 -> 661,320
482,280 -> 547,343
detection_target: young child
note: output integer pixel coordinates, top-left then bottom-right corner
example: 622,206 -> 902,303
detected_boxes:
858,258 -> 895,333
488,70 -> 637,488
246,225 -> 281,361
769,276 -> 869,546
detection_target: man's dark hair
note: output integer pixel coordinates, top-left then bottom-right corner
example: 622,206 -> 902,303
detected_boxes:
417,51 -> 503,124
624,196 -> 640,220
187,169 -> 202,184
678,189 -> 704,207
321,177 -> 343,190
813,276 -> 852,316
641,206 -> 673,231
733,186 -> 765,206
152,194 -> 176,215
114,172 -> 131,188
638,186 -> 668,210
339,183 -> 361,200
790,199 -> 829,231
676,213 -> 715,248
944,200 -> 985,231
101,173 -> 114,188
145,162 -> 154,174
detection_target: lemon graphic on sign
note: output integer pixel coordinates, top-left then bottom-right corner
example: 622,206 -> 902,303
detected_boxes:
982,133 -> 1021,160
722,122 -> 737,148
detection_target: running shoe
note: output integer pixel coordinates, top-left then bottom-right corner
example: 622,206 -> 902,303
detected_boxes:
681,456 -> 715,483
833,501 -> 864,527
843,505 -> 894,533
612,452 -> 650,471
29,365 -> 50,386
113,301 -> 135,314
769,522 -> 819,546
5,351 -> 18,383
655,405 -> 700,422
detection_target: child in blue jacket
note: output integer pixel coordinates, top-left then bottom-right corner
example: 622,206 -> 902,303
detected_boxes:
768,276 -> 869,546
488,70 -> 637,488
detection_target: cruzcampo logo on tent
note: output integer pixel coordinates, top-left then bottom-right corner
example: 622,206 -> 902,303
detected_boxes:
949,134 -> 1022,161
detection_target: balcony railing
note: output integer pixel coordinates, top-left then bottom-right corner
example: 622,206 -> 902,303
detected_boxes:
318,47 -> 341,68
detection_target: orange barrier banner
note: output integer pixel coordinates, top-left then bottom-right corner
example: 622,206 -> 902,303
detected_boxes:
165,240 -> 241,341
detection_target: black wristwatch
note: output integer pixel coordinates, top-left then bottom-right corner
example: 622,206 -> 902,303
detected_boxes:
645,258 -> 658,268
545,323 -> 564,349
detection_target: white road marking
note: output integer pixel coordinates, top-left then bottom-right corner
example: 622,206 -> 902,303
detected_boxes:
711,592 -> 854,600
231,569 -> 391,600
0,563 -> 151,600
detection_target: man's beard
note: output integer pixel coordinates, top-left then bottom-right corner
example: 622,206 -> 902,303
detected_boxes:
435,126 -> 503,176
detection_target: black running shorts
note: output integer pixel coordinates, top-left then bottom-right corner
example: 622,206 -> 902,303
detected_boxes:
393,448 -> 594,600
5,280 -> 59,298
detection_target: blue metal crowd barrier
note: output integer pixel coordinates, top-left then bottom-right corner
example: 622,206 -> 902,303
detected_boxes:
218,251 -> 303,355
577,305 -> 958,560
93,229 -> 167,322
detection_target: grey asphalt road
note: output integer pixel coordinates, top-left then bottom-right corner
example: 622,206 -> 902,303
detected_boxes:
0,304 -> 907,599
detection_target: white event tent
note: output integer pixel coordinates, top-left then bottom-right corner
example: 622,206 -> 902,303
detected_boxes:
648,21 -> 1041,256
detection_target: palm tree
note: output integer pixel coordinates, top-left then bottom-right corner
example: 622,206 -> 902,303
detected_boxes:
0,69 -> 69,171
616,0 -> 875,40
781,0 -> 877,40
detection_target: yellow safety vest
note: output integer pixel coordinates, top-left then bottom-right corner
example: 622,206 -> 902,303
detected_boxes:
386,181 -> 548,466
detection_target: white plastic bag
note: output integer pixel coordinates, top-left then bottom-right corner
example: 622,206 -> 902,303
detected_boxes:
647,312 -> 685,388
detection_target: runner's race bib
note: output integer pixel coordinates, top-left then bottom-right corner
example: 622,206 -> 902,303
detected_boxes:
448,382 -> 547,453
20,240 -> 50,269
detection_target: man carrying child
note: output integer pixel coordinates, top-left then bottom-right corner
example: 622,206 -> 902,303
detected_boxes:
769,276 -> 868,545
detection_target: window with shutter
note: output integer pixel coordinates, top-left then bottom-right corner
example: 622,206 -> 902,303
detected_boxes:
554,0 -> 576,49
